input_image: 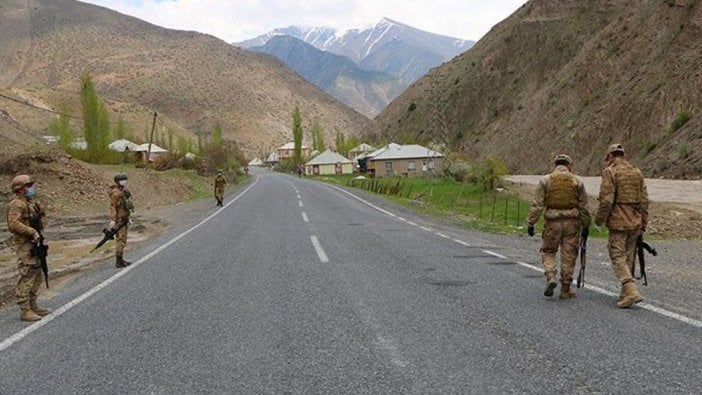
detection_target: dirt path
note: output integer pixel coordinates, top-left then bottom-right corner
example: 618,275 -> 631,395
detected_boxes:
506,175 -> 702,239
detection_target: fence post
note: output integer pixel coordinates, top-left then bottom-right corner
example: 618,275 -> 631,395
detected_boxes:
516,200 -> 521,227
504,197 -> 508,225
491,194 -> 496,222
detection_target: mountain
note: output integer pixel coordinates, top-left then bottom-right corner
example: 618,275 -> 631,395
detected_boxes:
0,0 -> 368,156
250,36 -> 405,118
236,18 -> 475,116
365,0 -> 702,178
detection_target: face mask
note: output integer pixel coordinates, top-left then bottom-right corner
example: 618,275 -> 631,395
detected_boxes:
24,185 -> 36,199
118,180 -> 127,187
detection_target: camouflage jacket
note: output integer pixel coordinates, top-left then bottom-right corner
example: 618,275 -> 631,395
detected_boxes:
214,175 -> 227,190
109,184 -> 133,223
595,157 -> 649,231
528,165 -> 591,227
7,194 -> 44,263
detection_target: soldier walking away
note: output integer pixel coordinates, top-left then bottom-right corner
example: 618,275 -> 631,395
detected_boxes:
595,144 -> 649,308
214,171 -> 227,207
527,154 -> 591,299
110,173 -> 134,268
7,175 -> 51,321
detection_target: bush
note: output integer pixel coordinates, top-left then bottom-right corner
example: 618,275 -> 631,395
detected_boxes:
444,158 -> 475,182
475,156 -> 507,191
670,110 -> 692,133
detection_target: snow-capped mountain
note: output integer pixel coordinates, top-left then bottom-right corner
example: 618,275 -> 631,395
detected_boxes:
235,18 -> 474,117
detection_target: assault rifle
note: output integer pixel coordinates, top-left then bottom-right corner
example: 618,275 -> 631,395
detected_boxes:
576,227 -> 588,288
31,236 -> 50,288
91,221 -> 127,253
28,209 -> 49,288
636,235 -> 657,286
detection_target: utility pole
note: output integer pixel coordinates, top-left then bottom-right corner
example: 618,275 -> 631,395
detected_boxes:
146,112 -> 157,168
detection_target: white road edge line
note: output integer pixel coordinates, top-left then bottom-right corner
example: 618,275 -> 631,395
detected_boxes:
310,236 -> 329,263
0,178 -> 260,353
326,184 -> 702,328
302,212 -> 309,223
299,201 -> 303,208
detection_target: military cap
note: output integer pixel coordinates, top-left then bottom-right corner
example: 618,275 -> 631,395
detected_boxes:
608,143 -> 625,155
11,174 -> 33,192
114,173 -> 128,182
554,154 -> 573,165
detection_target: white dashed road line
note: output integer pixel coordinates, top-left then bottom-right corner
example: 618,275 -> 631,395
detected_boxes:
310,236 -> 329,263
302,212 -> 309,223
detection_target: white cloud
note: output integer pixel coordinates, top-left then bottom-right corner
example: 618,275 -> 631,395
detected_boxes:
79,0 -> 526,42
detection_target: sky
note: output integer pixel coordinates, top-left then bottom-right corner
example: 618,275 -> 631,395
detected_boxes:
79,0 -> 527,43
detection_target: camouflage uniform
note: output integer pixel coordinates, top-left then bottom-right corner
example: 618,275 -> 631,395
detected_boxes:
7,175 -> 50,321
595,144 -> 649,308
528,155 -> 590,298
109,174 -> 134,268
214,173 -> 226,207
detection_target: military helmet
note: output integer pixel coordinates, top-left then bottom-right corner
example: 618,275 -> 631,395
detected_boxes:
11,174 -> 33,192
114,173 -> 128,182
607,143 -> 625,155
554,154 -> 573,165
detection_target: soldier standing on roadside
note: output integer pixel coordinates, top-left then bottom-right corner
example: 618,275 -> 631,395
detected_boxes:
109,173 -> 134,268
7,175 -> 51,321
595,144 -> 649,308
214,171 -> 226,207
527,154 -> 591,299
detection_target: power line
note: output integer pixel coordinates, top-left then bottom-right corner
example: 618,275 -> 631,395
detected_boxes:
0,92 -> 150,125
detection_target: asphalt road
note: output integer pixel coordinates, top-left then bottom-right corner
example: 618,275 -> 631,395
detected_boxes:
1,170 -> 700,393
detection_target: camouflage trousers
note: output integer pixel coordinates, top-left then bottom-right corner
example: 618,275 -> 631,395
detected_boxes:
540,219 -> 580,284
116,225 -> 128,256
607,229 -> 639,284
215,187 -> 224,201
16,259 -> 42,305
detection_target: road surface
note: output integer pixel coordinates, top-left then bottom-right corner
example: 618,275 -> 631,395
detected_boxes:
1,170 -> 700,393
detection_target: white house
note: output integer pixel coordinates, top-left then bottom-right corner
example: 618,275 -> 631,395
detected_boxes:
108,138 -> 138,152
366,143 -> 444,177
304,149 -> 353,176
248,157 -> 264,167
135,143 -> 168,161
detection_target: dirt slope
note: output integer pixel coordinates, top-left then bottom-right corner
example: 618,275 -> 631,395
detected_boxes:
367,0 -> 702,178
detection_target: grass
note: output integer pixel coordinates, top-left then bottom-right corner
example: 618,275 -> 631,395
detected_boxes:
317,174 -> 608,238
318,175 -> 533,234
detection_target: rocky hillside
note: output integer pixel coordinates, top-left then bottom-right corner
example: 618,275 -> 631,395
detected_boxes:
0,0 -> 369,155
366,0 -> 702,178
251,36 -> 405,118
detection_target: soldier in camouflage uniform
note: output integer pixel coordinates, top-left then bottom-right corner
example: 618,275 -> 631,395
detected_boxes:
7,175 -> 51,321
595,144 -> 649,308
109,173 -> 134,268
528,154 -> 591,299
214,171 -> 226,207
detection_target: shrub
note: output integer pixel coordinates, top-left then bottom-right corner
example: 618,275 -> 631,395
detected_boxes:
475,156 -> 507,191
670,110 -> 692,133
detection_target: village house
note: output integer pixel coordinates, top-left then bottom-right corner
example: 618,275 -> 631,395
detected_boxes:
135,143 -> 168,162
277,142 -> 310,160
347,143 -> 376,160
304,149 -> 353,176
366,143 -> 444,178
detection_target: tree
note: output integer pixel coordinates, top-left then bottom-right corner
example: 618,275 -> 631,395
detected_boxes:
310,121 -> 325,152
292,106 -> 303,164
80,73 -> 111,163
113,115 -> 132,141
48,104 -> 74,151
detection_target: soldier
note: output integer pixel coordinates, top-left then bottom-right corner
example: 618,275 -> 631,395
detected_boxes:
7,175 -> 51,321
109,173 -> 134,268
595,144 -> 649,308
527,154 -> 591,299
214,171 -> 227,207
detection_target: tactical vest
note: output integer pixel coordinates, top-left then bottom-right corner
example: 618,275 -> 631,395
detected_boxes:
120,189 -> 134,212
614,162 -> 643,204
545,172 -> 578,210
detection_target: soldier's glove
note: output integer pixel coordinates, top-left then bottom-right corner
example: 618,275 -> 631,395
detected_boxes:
581,226 -> 589,240
527,223 -> 535,237
109,220 -> 116,230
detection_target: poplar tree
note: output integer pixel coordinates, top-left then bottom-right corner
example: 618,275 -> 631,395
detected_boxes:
80,73 -> 111,163
292,106 -> 303,164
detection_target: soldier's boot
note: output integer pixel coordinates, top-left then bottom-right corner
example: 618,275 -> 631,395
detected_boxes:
618,287 -> 625,302
544,273 -> 557,297
19,302 -> 42,322
30,298 -> 52,316
559,283 -> 576,299
116,255 -> 127,268
617,280 -> 643,308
